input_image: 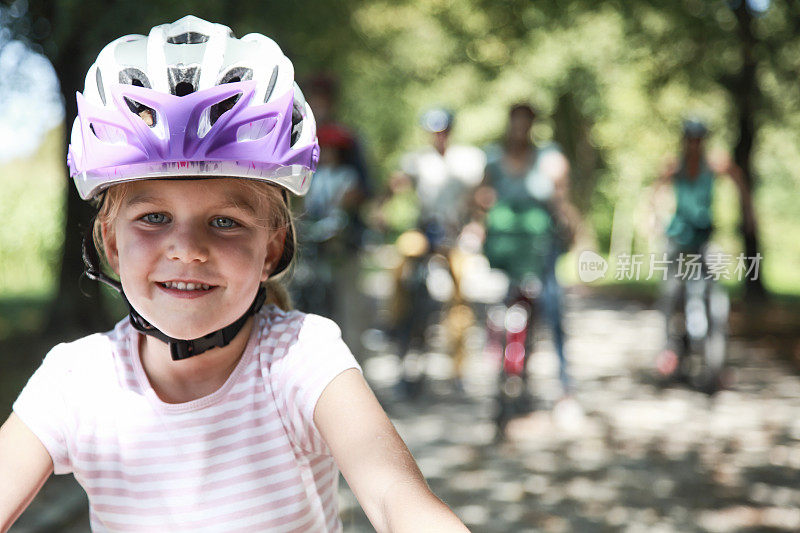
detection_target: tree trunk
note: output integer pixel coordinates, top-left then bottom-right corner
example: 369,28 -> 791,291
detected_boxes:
732,2 -> 767,301
44,24 -> 111,336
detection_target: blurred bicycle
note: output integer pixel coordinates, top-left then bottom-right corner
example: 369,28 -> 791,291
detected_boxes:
292,212 -> 348,319
658,248 -> 730,394
485,275 -> 542,435
652,118 -> 753,394
291,123 -> 358,320
384,107 -> 485,396
389,228 -> 452,397
477,104 -> 580,436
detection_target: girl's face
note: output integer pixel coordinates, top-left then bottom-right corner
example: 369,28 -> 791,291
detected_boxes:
102,179 -> 285,340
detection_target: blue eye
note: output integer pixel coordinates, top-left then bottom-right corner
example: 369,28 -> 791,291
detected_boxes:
142,213 -> 168,224
211,217 -> 237,228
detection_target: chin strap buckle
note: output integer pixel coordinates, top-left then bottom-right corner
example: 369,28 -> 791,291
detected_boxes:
170,341 -> 195,361
163,285 -> 267,361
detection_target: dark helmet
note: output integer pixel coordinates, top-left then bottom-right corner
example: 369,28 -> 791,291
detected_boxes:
682,118 -> 709,139
509,102 -> 536,122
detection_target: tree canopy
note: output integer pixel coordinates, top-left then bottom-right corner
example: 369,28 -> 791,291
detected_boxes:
2,0 -> 799,331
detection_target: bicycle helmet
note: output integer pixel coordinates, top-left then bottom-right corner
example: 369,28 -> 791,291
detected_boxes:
420,107 -> 454,133
68,15 -> 319,200
71,16 -> 319,360
682,118 -> 708,140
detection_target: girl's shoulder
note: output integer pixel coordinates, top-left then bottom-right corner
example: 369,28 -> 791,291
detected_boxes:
258,304 -> 307,338
259,304 -> 341,333
256,305 -> 350,362
46,326 -> 122,369
24,326 -> 123,402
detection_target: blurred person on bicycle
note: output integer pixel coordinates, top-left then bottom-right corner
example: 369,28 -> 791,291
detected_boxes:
292,123 -> 359,324
475,103 -> 581,413
653,118 -> 756,387
390,107 -> 486,395
304,73 -> 372,241
302,74 -> 374,353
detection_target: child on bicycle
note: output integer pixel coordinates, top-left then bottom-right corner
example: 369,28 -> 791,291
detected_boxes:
0,16 -> 467,532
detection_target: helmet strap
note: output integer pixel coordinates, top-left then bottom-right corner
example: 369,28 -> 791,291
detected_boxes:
81,226 -> 267,360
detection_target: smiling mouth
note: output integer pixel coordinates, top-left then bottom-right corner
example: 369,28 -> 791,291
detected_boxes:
159,281 -> 215,291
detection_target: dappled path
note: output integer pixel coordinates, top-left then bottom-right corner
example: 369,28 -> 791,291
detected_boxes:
339,292 -> 800,532
10,292 -> 800,532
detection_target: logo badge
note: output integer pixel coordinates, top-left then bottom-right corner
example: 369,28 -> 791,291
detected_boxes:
578,250 -> 608,283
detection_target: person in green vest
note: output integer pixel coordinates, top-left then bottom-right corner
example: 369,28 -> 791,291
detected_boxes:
476,103 -> 581,397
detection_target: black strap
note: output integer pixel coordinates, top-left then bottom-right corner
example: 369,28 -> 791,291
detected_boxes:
82,226 -> 267,360
82,225 -> 123,293
127,287 -> 266,360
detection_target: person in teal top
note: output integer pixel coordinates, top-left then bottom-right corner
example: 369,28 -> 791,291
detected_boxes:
476,103 -> 581,394
655,118 -> 756,377
666,153 -> 715,251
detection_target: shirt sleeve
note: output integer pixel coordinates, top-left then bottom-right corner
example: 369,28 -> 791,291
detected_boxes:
269,314 -> 361,456
12,344 -> 74,474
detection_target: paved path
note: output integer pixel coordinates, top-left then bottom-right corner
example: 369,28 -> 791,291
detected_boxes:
10,292 -> 800,532
340,291 -> 800,532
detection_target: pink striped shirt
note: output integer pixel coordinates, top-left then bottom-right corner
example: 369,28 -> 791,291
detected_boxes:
13,305 -> 361,532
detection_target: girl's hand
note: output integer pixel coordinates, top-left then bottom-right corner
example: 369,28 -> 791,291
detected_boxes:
314,369 -> 470,532
0,413 -> 54,532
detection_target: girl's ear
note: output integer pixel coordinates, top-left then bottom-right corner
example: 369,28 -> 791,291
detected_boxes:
262,227 -> 287,281
101,222 -> 121,275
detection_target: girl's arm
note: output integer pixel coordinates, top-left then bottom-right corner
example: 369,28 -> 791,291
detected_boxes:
0,413 -> 54,532
315,369 -> 469,533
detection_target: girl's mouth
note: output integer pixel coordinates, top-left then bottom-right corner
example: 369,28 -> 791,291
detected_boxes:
159,281 -> 215,291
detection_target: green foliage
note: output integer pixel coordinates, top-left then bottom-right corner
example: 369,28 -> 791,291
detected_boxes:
337,1 -> 800,295
3,0 -> 799,303
0,127 -> 65,297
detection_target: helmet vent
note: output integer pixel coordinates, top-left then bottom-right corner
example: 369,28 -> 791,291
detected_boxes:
166,32 -> 209,45
220,67 -> 252,84
89,122 -> 127,144
237,118 -> 277,142
168,66 -> 199,96
210,94 -> 241,126
264,66 -> 279,103
290,100 -> 303,146
209,76 -> 245,126
174,82 -> 194,97
96,68 -> 106,105
123,97 -> 157,127
119,68 -> 151,88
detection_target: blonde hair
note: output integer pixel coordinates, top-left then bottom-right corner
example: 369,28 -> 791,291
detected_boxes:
92,179 -> 295,311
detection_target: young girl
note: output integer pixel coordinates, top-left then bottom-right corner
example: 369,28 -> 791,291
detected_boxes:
0,16 -> 468,532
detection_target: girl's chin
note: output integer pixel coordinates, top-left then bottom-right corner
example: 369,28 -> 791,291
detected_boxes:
126,300 -> 254,343
152,323 -> 226,341
138,316 -> 237,342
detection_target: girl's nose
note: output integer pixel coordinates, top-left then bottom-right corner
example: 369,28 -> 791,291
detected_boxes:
167,224 -> 210,263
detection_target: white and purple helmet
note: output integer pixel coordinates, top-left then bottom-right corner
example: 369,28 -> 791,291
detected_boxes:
68,16 -> 319,200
